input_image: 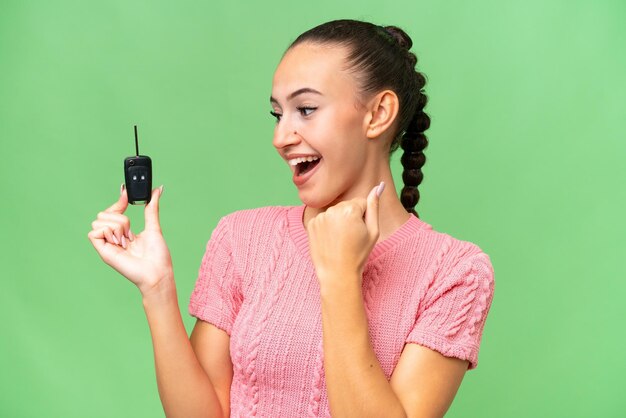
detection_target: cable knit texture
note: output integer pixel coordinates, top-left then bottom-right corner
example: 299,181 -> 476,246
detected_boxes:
188,205 -> 495,417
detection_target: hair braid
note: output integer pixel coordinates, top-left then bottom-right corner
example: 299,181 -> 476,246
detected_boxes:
400,72 -> 430,217
383,26 -> 431,217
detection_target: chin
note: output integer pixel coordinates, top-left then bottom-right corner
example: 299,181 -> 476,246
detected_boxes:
296,188 -> 336,210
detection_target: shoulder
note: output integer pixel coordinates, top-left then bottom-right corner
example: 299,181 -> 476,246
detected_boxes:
410,218 -> 494,280
394,219 -> 495,299
442,236 -> 494,287
418,226 -> 495,310
404,224 -> 496,369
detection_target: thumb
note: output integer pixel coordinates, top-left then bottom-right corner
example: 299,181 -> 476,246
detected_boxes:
144,185 -> 163,232
105,183 -> 129,214
365,181 -> 384,239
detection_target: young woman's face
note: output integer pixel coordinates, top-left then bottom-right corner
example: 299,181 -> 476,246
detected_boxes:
270,42 -> 375,209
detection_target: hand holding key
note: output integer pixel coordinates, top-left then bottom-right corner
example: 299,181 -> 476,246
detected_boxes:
88,184 -> 174,296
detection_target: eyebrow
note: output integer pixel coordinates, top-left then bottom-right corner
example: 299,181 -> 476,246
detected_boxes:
270,87 -> 323,105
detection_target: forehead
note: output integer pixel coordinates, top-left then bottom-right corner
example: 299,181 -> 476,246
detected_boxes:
271,42 -> 357,101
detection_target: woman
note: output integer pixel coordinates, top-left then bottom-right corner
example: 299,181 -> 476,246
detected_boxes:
88,19 -> 495,418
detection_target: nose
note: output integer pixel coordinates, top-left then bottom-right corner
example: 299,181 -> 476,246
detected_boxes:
272,120 -> 301,150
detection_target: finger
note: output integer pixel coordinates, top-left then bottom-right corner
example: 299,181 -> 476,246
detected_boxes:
104,184 -> 129,215
336,198 -> 366,217
88,227 -> 106,252
105,226 -> 120,246
144,185 -> 163,232
92,220 -> 124,245
104,225 -> 122,246
365,182 -> 384,237
97,212 -> 132,239
351,199 -> 367,218
88,227 -> 125,259
88,226 -> 118,250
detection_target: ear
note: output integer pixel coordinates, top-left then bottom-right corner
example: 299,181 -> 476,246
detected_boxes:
364,90 -> 400,140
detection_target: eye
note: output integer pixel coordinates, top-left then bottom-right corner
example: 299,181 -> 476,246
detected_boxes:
269,110 -> 282,123
297,106 -> 317,117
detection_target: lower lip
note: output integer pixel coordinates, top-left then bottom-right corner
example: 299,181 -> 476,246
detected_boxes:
293,159 -> 322,187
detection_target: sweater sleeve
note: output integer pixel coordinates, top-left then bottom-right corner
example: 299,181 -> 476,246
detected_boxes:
406,248 -> 495,369
188,216 -> 242,336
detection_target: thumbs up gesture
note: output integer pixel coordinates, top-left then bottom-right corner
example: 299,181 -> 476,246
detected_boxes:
307,182 -> 384,287
88,184 -> 174,296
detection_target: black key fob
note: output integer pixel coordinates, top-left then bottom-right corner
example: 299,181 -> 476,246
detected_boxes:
124,125 -> 153,205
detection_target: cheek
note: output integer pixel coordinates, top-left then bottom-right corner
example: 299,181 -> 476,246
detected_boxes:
322,140 -> 367,188
332,115 -> 368,157
316,109 -> 364,147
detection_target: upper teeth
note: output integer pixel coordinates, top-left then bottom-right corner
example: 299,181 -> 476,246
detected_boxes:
288,156 -> 320,166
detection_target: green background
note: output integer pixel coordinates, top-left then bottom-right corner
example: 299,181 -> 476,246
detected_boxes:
1,0 -> 624,416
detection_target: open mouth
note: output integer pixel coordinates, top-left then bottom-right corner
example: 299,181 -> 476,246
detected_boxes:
296,158 -> 321,176
289,156 -> 322,177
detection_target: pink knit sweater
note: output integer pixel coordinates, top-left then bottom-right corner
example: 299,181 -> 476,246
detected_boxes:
189,205 -> 495,417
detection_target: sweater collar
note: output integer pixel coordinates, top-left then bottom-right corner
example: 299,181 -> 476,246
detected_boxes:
287,205 -> 432,261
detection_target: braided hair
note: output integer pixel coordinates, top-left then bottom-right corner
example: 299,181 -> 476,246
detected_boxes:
288,20 -> 430,217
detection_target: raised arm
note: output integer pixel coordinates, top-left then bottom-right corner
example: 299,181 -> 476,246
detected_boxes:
88,185 -> 230,418
306,186 -> 492,417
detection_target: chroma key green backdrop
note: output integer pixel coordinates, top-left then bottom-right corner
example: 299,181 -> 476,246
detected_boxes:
1,0 -> 624,417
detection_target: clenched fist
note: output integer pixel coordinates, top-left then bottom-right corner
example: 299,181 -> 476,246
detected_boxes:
307,182 -> 384,286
